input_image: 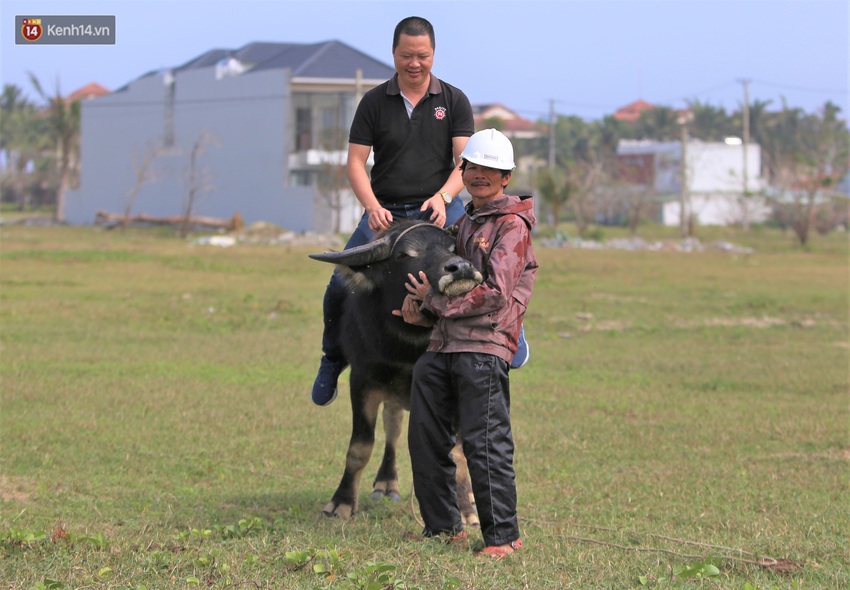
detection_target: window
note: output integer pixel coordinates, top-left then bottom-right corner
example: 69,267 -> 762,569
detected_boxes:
295,108 -> 312,151
291,170 -> 314,186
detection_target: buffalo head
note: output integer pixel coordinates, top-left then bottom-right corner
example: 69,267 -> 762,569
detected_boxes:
309,219 -> 482,298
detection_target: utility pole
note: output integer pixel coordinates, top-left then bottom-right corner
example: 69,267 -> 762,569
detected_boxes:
680,123 -> 689,237
738,78 -> 752,230
548,98 -> 555,168
739,78 -> 750,195
546,99 -> 556,226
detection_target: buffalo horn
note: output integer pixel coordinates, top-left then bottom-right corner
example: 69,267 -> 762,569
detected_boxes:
309,235 -> 393,267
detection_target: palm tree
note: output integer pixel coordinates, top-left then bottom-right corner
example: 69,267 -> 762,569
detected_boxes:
685,100 -> 735,141
28,73 -> 80,222
737,98 -> 773,146
758,98 -> 805,186
0,84 -> 49,210
535,166 -> 570,226
633,106 -> 681,141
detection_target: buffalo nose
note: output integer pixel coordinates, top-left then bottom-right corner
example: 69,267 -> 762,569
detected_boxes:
445,258 -> 474,273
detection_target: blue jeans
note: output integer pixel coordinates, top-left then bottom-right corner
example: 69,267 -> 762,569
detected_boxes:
321,200 -> 466,360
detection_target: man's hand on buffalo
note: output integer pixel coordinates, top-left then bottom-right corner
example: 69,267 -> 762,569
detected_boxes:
392,294 -> 434,327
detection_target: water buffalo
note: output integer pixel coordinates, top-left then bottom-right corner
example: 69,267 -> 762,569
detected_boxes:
309,219 -> 483,523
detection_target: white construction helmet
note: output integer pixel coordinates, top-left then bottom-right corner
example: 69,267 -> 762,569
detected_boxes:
461,128 -> 515,171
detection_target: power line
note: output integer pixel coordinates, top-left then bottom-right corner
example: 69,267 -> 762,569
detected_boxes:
657,82 -> 739,106
751,79 -> 847,94
552,99 -> 621,111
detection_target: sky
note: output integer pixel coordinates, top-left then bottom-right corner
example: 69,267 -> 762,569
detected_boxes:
1,0 -> 847,123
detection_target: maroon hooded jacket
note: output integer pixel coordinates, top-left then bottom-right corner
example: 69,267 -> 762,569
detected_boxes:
422,194 -> 538,364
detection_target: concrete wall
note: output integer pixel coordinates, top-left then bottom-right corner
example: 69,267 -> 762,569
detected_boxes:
662,193 -> 772,226
67,67 -> 327,233
687,143 -> 762,194
617,140 -> 764,195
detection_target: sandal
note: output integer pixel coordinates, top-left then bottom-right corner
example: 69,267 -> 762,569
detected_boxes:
477,538 -> 522,559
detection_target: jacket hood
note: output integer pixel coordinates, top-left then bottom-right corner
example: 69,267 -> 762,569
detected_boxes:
466,194 -> 536,230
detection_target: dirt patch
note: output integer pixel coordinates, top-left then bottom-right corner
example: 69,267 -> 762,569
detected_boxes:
0,475 -> 34,503
537,235 -> 755,254
675,316 -> 787,329
563,313 -> 841,336
759,448 -> 850,462
229,222 -> 344,248
578,319 -> 632,332
591,292 -> 650,304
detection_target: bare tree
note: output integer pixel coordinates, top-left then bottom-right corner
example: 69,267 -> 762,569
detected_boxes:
180,132 -> 219,238
616,182 -> 657,234
813,195 -> 849,235
315,104 -> 350,235
121,142 -> 161,230
767,102 -> 849,246
567,157 -> 607,237
771,167 -> 842,247
316,150 -> 348,235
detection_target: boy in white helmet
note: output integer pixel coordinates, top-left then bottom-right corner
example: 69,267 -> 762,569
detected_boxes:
394,129 -> 537,558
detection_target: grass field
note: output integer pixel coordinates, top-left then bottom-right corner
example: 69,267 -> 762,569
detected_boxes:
1,224 -> 847,590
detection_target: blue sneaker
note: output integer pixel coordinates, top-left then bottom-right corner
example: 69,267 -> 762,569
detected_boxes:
311,356 -> 347,406
510,325 -> 529,369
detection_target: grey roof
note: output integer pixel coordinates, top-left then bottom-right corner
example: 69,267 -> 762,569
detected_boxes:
175,40 -> 395,79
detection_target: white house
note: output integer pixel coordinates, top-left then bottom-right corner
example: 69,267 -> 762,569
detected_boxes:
617,139 -> 770,227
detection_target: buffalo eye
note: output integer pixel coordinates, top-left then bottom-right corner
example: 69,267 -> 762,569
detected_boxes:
395,247 -> 419,260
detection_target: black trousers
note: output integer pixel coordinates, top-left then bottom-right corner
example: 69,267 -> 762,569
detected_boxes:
408,351 -> 519,546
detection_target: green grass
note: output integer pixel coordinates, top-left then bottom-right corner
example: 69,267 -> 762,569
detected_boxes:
1,225 -> 847,589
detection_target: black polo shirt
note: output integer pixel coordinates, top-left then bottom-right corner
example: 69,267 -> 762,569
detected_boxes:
349,74 -> 474,206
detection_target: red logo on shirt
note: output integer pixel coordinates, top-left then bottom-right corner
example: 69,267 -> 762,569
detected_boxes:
474,236 -> 490,250
434,107 -> 447,120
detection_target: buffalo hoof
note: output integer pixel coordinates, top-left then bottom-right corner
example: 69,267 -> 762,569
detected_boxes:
370,489 -> 402,502
322,501 -> 353,520
462,512 -> 480,528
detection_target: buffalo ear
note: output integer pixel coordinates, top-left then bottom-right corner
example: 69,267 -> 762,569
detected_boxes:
338,265 -> 376,292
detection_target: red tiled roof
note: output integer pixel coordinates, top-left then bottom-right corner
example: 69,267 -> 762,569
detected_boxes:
472,103 -> 545,136
65,82 -> 110,102
613,99 -> 654,122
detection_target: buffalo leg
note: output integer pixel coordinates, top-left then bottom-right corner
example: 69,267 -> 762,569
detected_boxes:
371,398 -> 404,502
451,441 -> 479,528
323,383 -> 381,519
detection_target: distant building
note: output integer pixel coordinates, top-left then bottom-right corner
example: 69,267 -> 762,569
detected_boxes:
612,99 -> 655,122
617,139 -> 771,226
67,41 -> 395,232
472,103 -> 544,140
65,82 -> 110,103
